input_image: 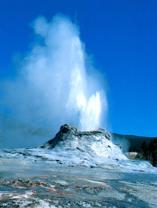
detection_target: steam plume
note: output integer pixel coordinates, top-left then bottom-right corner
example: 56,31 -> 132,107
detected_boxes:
2,14 -> 107,138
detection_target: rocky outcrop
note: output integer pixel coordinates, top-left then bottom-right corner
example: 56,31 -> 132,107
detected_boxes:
40,124 -> 127,165
41,124 -> 111,149
140,140 -> 157,166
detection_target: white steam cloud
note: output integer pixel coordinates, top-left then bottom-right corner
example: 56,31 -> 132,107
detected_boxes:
2,15 -> 107,137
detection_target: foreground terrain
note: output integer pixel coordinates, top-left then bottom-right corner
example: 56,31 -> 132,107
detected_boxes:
0,125 -> 157,207
0,157 -> 157,208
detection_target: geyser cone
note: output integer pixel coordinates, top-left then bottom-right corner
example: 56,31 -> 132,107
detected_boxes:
40,124 -> 127,166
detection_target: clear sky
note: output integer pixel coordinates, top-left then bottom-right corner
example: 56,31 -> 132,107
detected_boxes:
0,0 -> 157,136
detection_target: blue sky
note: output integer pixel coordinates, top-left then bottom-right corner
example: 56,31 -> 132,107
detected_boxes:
0,0 -> 157,136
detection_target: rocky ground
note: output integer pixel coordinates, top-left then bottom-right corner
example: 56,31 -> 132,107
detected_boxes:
0,161 -> 157,208
0,124 -> 157,207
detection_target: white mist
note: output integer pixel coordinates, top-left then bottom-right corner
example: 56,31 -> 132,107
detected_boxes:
4,14 -> 108,133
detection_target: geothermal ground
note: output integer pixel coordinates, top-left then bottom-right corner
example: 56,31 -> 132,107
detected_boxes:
0,156 -> 157,208
0,160 -> 157,208
0,125 -> 157,208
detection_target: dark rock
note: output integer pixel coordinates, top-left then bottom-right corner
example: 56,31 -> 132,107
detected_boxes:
40,124 -> 78,149
140,140 -> 157,166
112,133 -> 157,167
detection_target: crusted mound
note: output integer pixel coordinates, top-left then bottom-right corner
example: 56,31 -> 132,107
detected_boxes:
40,124 -> 127,166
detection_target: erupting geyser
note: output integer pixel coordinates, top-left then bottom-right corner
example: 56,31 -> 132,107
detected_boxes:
30,14 -> 107,131
2,14 -> 107,137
